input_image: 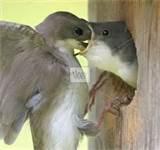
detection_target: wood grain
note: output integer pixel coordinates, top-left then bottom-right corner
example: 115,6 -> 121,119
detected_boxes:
88,0 -> 160,150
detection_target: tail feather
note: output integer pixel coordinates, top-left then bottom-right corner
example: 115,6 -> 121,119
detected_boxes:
4,129 -> 19,145
0,124 -> 9,139
4,111 -> 28,145
0,111 -> 28,145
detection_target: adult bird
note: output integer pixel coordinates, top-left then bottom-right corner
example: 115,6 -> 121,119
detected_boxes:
79,22 -> 138,126
0,12 -> 98,150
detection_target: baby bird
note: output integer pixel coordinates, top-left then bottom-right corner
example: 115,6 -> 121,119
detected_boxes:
85,22 -> 137,87
79,22 -> 137,126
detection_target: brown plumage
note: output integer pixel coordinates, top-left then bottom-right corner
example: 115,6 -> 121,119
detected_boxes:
0,20 -> 67,144
0,12 -> 98,150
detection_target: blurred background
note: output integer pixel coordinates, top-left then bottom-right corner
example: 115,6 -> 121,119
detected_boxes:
0,0 -> 89,150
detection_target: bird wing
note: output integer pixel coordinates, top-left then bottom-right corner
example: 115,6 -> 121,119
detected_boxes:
0,21 -> 67,144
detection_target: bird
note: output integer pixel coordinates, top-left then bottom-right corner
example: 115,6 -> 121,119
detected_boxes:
78,21 -> 138,127
0,11 -> 98,150
83,21 -> 138,88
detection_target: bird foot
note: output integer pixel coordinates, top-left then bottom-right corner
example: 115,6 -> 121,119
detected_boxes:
85,71 -> 107,114
75,115 -> 99,136
96,95 -> 133,128
96,97 -> 121,128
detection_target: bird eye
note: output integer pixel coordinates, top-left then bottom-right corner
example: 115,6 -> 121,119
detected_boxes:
74,27 -> 83,36
103,29 -> 109,36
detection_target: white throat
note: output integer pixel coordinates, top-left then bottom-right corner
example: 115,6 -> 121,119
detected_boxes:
85,40 -> 137,87
41,80 -> 88,150
55,39 -> 81,55
41,46 -> 88,150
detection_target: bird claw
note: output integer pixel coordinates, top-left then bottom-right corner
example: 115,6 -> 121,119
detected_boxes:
88,88 -> 96,110
96,95 -> 133,128
85,71 -> 107,114
75,115 -> 99,136
107,100 -> 121,116
96,98 -> 121,128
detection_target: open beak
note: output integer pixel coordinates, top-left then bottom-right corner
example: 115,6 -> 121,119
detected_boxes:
73,41 -> 88,56
74,24 -> 95,56
81,41 -> 88,49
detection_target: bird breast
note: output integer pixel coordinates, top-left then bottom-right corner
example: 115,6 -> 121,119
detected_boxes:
41,53 -> 89,150
41,81 -> 88,150
84,40 -> 137,87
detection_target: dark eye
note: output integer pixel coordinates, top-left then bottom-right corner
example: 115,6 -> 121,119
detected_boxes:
103,29 -> 109,36
74,27 -> 83,36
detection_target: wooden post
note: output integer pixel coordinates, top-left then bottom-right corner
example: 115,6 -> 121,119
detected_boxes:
88,1 -> 160,150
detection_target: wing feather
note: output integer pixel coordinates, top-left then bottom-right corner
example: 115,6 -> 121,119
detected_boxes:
0,21 -> 67,144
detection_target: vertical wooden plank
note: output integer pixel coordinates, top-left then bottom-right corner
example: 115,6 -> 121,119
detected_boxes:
88,1 -> 128,150
120,2 -> 160,150
88,0 -> 160,150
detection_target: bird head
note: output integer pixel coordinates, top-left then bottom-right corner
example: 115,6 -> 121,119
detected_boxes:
36,11 -> 90,54
78,22 -> 138,87
80,21 -> 137,65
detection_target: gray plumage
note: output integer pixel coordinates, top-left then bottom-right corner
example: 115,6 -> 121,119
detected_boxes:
0,21 -> 67,144
90,22 -> 137,64
83,22 -> 138,87
0,11 -> 98,150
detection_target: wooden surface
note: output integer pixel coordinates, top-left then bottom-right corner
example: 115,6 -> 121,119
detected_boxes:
88,0 -> 160,150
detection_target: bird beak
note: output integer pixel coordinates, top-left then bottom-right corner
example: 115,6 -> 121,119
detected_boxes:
77,41 -> 88,51
74,24 -> 95,56
80,41 -> 88,49
74,43 -> 88,56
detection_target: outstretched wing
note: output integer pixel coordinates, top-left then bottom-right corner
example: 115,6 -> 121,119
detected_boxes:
0,21 -> 67,144
0,21 -> 44,69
